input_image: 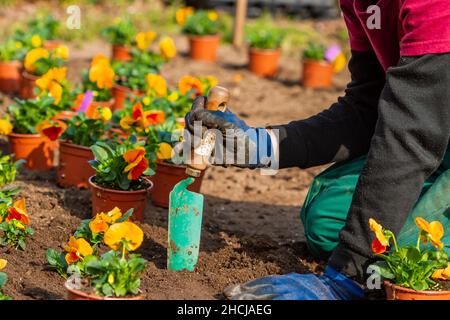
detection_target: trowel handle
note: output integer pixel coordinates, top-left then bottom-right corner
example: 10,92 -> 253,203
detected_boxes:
205,86 -> 230,112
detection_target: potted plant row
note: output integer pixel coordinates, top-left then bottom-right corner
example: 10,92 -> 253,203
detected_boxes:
46,208 -> 146,300
177,9 -> 221,63
369,217 -> 450,300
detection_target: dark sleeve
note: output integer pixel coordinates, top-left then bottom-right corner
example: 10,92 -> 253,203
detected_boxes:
329,53 -> 450,279
271,50 -> 386,169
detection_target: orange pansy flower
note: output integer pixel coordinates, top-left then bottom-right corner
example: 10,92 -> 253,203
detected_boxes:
64,236 -> 93,264
415,217 -> 444,249
6,199 -> 29,225
123,146 -> 148,180
178,75 -> 203,97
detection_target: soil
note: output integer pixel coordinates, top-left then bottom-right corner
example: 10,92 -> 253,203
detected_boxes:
0,18 -> 362,300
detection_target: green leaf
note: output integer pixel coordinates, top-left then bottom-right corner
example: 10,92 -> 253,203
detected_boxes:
91,145 -> 108,162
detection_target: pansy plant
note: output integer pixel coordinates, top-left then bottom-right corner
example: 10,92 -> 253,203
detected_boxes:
89,136 -> 155,191
0,199 -> 34,250
46,207 -> 133,278
84,221 -> 146,297
369,217 -> 449,291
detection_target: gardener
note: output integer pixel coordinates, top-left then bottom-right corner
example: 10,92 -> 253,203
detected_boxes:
185,0 -> 450,300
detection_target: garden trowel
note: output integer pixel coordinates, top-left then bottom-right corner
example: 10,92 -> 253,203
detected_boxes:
167,86 -> 230,271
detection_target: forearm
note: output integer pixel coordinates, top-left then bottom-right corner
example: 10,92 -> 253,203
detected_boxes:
271,51 -> 386,169
329,53 -> 450,280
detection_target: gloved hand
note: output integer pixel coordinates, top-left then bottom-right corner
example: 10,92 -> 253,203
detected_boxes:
223,266 -> 365,300
185,96 -> 273,169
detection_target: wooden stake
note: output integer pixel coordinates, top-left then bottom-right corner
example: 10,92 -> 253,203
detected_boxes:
232,0 -> 247,48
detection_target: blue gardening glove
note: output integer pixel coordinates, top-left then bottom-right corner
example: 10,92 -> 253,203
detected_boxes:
223,266 -> 365,300
185,96 -> 273,169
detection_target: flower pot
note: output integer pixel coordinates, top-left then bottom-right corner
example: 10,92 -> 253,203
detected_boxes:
19,70 -> 39,99
43,40 -> 63,50
88,176 -> 152,222
301,59 -> 333,89
384,281 -> 450,300
54,110 -> 78,121
0,60 -> 21,94
112,44 -> 132,62
58,141 -> 95,188
148,162 -> 204,208
188,35 -> 220,63
111,84 -> 143,111
64,280 -> 144,300
248,48 -> 281,77
8,133 -> 57,171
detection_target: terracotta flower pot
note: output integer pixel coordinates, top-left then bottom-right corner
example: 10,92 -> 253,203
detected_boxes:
43,40 -> 63,50
58,141 -> 95,188
0,60 -> 21,94
111,84 -> 143,111
248,48 -> 281,77
19,70 -> 39,99
8,133 -> 57,171
302,59 -> 333,89
384,281 -> 450,300
189,34 -> 220,63
112,44 -> 132,62
148,162 -> 204,208
88,176 -> 152,222
64,280 -> 144,300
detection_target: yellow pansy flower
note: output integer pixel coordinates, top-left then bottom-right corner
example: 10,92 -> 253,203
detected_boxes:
175,7 -> 194,26
146,74 -> 167,97
432,263 -> 450,280
415,217 -> 444,249
207,10 -> 218,21
104,222 -> 144,251
31,34 -> 42,48
157,142 -> 173,160
159,36 -> 176,60
369,218 -> 389,246
167,91 -> 179,102
136,31 -> 157,51
333,53 -> 347,73
55,45 -> 69,60
0,118 -> 13,135
24,48 -> 49,72
0,259 -> 7,270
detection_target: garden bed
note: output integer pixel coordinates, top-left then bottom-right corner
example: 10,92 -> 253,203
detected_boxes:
0,26 -> 348,300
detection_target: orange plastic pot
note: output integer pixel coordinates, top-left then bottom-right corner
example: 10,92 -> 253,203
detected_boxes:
148,162 -> 204,208
0,60 -> 21,94
302,59 -> 333,89
8,133 -> 57,171
111,84 -> 143,111
89,176 -> 152,222
65,281 -> 144,300
19,70 -> 38,99
248,48 -> 281,77
384,281 -> 450,300
112,44 -> 132,62
43,40 -> 63,50
58,141 -> 95,188
189,35 -> 220,62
